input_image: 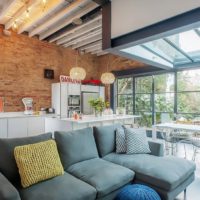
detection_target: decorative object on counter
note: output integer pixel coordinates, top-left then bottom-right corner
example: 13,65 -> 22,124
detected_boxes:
82,78 -> 102,85
22,98 -> 33,115
101,55 -> 115,84
103,102 -> 113,115
89,98 -> 108,117
116,107 -> 126,115
44,69 -> 54,79
40,108 -> 46,115
70,51 -> 86,81
0,97 -> 4,112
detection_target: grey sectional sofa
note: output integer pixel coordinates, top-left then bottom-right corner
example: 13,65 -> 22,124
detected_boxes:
0,124 -> 196,200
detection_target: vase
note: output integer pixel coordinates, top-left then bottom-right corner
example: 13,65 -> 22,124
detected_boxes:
94,110 -> 102,117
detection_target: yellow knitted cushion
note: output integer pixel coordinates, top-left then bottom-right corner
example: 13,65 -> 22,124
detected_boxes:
14,140 -> 64,188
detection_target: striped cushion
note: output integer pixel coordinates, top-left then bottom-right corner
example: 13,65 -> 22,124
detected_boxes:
116,127 -> 126,153
124,127 -> 151,154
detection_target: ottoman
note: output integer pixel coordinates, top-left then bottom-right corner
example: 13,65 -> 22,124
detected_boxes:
116,184 -> 161,200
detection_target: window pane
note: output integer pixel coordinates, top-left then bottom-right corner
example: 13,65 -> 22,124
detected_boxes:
177,69 -> 200,91
155,112 -> 174,124
167,30 -> 200,62
135,112 -> 152,128
177,92 -> 200,113
135,76 -> 152,93
143,39 -> 191,65
135,94 -> 151,111
117,95 -> 133,114
155,93 -> 174,112
121,45 -> 173,68
118,78 -> 133,94
154,73 -> 174,93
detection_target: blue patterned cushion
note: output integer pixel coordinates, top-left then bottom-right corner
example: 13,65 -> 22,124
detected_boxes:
124,127 -> 151,154
116,127 -> 126,153
116,184 -> 161,200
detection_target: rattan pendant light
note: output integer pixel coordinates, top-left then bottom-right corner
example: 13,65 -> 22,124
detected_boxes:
70,52 -> 86,80
101,55 -> 115,84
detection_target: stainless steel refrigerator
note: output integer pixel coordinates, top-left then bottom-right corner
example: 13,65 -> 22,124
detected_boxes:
81,92 -> 99,115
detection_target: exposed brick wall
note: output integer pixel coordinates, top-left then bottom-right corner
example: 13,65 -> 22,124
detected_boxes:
0,26 -> 147,112
0,27 -> 98,112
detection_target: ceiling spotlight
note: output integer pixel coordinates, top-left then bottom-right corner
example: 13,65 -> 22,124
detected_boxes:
12,21 -> 18,31
25,9 -> 30,18
42,0 -> 47,4
72,18 -> 83,25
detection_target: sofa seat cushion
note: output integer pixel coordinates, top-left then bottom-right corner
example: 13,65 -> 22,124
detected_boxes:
18,172 -> 96,200
103,153 -> 195,191
67,158 -> 134,198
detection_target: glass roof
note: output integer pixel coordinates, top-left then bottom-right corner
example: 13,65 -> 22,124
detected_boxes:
121,27 -> 200,68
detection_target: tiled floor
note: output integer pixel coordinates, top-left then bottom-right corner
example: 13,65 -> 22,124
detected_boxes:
164,142 -> 200,200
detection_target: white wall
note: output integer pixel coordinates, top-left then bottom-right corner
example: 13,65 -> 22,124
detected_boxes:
111,0 -> 200,39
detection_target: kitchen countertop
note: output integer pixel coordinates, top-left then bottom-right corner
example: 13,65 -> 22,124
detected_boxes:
60,115 -> 140,124
0,112 -> 56,119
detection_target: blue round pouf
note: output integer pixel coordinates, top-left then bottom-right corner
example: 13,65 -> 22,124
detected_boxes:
115,184 -> 161,200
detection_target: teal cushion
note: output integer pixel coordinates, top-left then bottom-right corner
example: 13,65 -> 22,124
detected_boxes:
55,128 -> 99,169
68,158 -> 134,198
0,133 -> 52,184
93,124 -> 122,157
103,153 -> 196,191
19,172 -> 96,200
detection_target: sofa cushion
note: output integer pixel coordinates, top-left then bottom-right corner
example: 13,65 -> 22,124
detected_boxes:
55,128 -> 99,169
124,127 -> 151,154
18,172 -> 96,200
67,158 -> 134,198
0,133 -> 52,184
14,140 -> 64,188
93,124 -> 122,157
103,153 -> 196,191
116,127 -> 126,153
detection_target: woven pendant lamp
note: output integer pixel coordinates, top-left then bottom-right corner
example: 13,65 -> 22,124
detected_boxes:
70,52 -> 86,80
101,55 -> 115,84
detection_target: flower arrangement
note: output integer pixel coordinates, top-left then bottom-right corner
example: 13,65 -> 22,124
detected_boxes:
89,98 -> 109,116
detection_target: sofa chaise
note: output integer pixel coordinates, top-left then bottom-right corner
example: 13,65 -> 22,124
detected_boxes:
0,124 -> 196,200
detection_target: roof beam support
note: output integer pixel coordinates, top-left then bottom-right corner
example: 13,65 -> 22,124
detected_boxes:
5,0 -> 40,30
0,0 -> 16,21
85,44 -> 101,53
79,40 -> 102,50
58,27 -> 101,45
49,15 -> 102,43
18,0 -> 65,34
97,51 -> 108,56
39,1 -> 98,40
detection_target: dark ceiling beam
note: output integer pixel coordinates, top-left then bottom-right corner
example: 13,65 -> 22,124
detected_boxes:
92,0 -> 110,6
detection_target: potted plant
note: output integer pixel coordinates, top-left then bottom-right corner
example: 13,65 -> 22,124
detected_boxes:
89,98 -> 107,117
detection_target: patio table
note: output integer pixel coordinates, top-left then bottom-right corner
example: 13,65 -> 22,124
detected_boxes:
152,122 -> 200,140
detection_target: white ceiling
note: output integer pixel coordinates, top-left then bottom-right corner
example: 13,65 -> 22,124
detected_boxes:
111,0 -> 200,39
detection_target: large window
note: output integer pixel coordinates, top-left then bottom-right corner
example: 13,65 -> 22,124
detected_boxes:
117,78 -> 133,114
116,68 -> 200,127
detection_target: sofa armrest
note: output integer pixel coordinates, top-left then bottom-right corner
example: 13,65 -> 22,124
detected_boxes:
148,141 -> 164,157
0,173 -> 21,200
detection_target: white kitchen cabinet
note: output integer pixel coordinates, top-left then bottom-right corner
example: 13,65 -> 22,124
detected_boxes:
8,118 -> 28,138
68,83 -> 81,95
28,117 -> 45,136
0,119 -> 7,138
99,86 -> 105,100
81,85 -> 100,93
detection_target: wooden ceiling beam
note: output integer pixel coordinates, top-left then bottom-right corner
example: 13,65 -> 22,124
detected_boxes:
85,44 -> 101,53
5,0 -> 40,30
49,14 -> 102,43
71,34 -> 102,49
29,0 -> 87,37
18,0 -> 65,34
57,27 -> 102,45
97,51 -> 108,56
39,1 -> 98,40
79,40 -> 102,50
0,0 -> 16,21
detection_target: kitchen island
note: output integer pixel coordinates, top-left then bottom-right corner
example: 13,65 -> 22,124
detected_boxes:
0,112 -> 140,138
45,114 -> 140,132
